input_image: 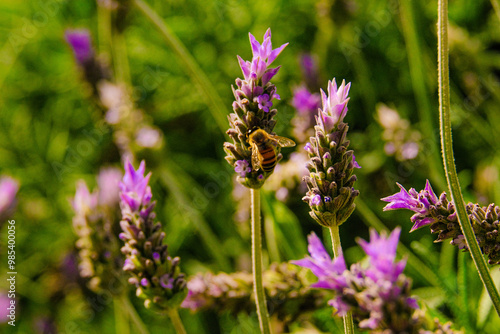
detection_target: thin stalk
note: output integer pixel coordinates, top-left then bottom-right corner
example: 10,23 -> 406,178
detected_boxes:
133,0 -> 228,134
120,294 -> 149,334
114,297 -> 130,334
167,308 -> 187,334
491,0 -> 500,23
437,0 -> 500,316
251,188 -> 271,334
329,225 -> 354,334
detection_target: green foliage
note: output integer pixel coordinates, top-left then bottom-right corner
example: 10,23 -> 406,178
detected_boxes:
2,0 -> 500,332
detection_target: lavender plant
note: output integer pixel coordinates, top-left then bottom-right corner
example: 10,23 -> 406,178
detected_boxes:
181,262 -> 327,323
293,228 -> 462,333
66,28 -> 163,160
118,159 -> 187,322
71,168 -> 123,293
223,28 -> 288,189
382,180 -> 500,265
221,28 -> 290,334
302,78 -> 360,228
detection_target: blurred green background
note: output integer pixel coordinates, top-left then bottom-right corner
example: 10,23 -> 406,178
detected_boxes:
2,0 -> 500,333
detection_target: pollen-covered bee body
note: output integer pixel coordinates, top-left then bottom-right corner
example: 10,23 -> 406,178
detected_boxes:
247,128 -> 296,173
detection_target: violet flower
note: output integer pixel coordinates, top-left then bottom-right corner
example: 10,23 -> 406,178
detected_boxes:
119,159 -> 186,310
65,29 -> 111,95
65,30 -> 94,64
0,176 -> 19,222
293,228 -> 422,332
382,181 -> 500,265
303,79 -> 360,227
71,169 -> 123,293
224,28 -> 290,189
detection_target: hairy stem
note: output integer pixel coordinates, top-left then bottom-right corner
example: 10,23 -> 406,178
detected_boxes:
251,188 -> 271,334
329,225 -> 354,334
437,0 -> 500,316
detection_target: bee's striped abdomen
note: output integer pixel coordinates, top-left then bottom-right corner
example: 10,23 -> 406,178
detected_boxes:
259,146 -> 277,172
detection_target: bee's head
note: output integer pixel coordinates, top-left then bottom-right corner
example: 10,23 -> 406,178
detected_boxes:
247,127 -> 265,143
247,126 -> 260,136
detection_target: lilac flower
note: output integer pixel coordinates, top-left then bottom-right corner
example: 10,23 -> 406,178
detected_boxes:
136,126 -> 162,148
237,28 -> 288,84
0,292 -> 10,323
381,180 -> 439,232
292,233 -> 347,291
318,79 -> 351,132
0,176 -> 19,221
234,160 -> 251,177
291,86 -> 321,115
294,228 -> 419,331
71,175 -> 122,293
119,160 -> 186,310
65,29 -> 94,64
71,181 -> 97,216
97,167 -> 122,207
119,159 -> 152,212
382,181 -> 500,265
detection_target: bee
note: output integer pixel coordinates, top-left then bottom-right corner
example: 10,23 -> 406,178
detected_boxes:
247,127 -> 296,172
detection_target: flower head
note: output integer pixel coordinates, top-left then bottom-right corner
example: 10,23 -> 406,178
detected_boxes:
234,160 -> 251,177
224,28 -> 290,189
294,228 -> 419,331
381,180 -> 439,231
291,86 -> 321,115
97,167 -> 122,207
119,159 -> 152,212
303,78 -> 359,227
119,160 -> 187,310
382,181 -> 500,265
65,29 -> 94,64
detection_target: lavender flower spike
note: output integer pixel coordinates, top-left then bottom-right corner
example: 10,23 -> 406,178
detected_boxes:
382,180 -> 500,265
293,228 -> 460,332
224,28 -> 290,188
303,78 -> 359,227
119,159 -> 187,310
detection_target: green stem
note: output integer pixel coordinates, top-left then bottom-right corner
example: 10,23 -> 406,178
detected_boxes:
120,295 -> 149,334
251,188 -> 272,334
437,0 -> 500,316
133,0 -> 228,134
329,225 -> 354,334
491,0 -> 500,23
167,308 -> 187,334
114,297 -> 130,334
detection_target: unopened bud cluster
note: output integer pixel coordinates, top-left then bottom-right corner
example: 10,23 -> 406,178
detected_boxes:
303,79 -> 360,227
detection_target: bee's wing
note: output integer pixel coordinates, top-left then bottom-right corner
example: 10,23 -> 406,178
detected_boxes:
251,143 -> 261,171
272,135 -> 296,148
